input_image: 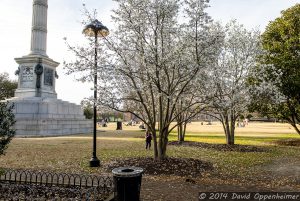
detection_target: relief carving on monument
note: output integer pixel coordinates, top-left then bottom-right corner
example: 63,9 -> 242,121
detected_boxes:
21,66 -> 34,88
44,67 -> 54,86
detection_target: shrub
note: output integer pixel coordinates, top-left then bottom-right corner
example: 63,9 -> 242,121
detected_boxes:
0,102 -> 15,155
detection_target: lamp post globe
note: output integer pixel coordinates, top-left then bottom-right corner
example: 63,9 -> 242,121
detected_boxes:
82,19 -> 109,167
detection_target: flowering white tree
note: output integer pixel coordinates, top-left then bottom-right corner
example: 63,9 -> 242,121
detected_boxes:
174,14 -> 224,142
64,0 -> 220,159
204,21 -> 261,145
101,0 -> 218,159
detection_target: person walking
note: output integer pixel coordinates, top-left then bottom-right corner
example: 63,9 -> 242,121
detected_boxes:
145,130 -> 152,149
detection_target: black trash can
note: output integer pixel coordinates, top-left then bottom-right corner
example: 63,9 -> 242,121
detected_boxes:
112,167 -> 144,201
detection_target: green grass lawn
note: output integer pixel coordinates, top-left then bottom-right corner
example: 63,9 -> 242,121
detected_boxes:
0,122 -> 299,189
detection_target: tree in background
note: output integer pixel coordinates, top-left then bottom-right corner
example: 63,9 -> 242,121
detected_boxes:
0,72 -> 18,100
174,0 -> 222,143
205,21 -> 261,145
0,72 -> 16,155
81,99 -> 93,119
250,4 -> 300,134
0,102 -> 15,155
175,96 -> 206,142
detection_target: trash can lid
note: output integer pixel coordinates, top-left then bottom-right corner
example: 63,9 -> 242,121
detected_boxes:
112,167 -> 144,177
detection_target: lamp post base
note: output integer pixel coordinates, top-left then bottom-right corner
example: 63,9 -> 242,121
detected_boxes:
90,156 -> 100,167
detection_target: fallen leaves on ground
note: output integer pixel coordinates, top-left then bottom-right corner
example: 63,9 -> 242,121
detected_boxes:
104,157 -> 213,177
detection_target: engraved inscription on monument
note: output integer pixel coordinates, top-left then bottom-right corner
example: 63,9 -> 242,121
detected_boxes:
21,66 -> 34,88
44,68 -> 53,86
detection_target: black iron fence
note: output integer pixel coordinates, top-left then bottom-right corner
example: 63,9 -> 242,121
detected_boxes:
0,169 -> 113,187
0,169 -> 114,200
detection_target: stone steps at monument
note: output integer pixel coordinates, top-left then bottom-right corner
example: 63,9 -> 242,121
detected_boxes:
10,97 -> 85,118
6,97 -> 93,136
14,113 -> 86,120
15,119 -> 92,136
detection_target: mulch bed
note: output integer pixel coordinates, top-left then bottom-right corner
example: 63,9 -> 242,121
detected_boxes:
105,157 -> 213,177
169,141 -> 269,152
273,139 -> 300,147
0,183 -> 111,201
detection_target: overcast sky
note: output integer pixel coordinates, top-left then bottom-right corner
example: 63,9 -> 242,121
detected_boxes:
0,0 -> 299,104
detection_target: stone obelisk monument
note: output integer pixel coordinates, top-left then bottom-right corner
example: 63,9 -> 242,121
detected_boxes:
30,0 -> 48,57
7,0 -> 92,136
15,0 -> 58,99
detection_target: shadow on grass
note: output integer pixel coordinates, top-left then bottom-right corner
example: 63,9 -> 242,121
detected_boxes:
272,139 -> 300,147
169,141 -> 269,152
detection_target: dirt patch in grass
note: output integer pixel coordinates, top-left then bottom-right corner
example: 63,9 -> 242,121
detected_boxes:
169,141 -> 269,152
272,139 -> 300,147
104,157 -> 213,177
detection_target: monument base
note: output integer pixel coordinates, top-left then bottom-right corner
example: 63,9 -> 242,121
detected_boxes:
5,97 -> 92,137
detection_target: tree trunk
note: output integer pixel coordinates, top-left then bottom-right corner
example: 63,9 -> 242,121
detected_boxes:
225,129 -> 234,145
223,115 -> 235,145
152,131 -> 159,159
148,122 -> 158,159
286,99 -> 300,135
158,128 -> 168,160
177,122 -> 184,142
225,130 -> 235,145
290,123 -> 300,135
183,122 -> 187,141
